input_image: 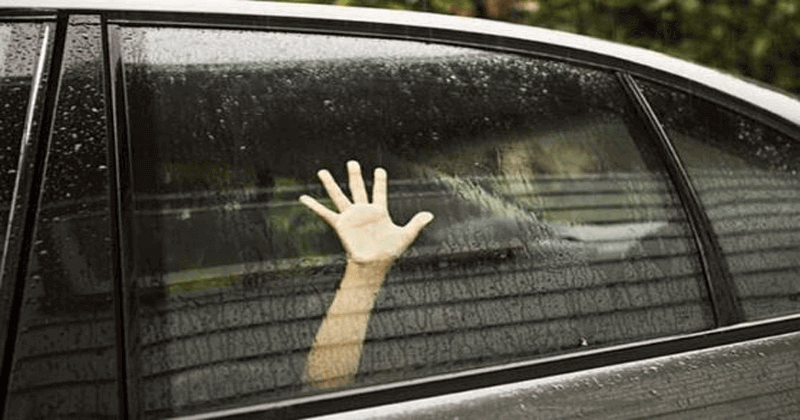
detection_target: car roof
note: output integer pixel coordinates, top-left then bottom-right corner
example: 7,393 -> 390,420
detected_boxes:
2,0 -> 799,128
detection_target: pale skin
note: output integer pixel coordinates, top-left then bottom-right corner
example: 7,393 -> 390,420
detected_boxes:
299,160 -> 434,389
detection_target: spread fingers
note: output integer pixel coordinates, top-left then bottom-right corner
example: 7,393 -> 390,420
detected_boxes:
318,169 -> 351,211
299,195 -> 339,226
348,160 -> 369,204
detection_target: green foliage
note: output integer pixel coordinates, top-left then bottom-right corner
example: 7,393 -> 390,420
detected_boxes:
521,0 -> 800,95
263,0 -> 800,96
534,0 -> 799,95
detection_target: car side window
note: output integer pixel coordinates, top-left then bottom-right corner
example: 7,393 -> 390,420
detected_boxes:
0,23 -> 44,235
120,28 -> 713,416
5,16 -> 119,420
0,22 -> 48,342
637,79 -> 800,321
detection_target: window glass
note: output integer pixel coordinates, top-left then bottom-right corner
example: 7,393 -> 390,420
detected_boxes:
0,21 -> 49,379
0,23 -> 44,230
638,80 -> 800,321
121,28 -> 712,416
5,16 -> 118,420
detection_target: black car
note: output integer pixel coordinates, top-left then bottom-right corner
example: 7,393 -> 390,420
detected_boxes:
0,1 -> 798,418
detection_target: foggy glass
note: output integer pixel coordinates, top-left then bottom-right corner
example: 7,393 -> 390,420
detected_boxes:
5,16 -> 118,420
638,79 -> 800,321
121,28 -> 713,417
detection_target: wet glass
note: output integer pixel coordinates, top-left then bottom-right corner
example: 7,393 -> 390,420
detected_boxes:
0,23 -> 45,241
0,21 -> 49,381
121,28 -> 713,416
4,16 -> 119,419
638,80 -> 800,321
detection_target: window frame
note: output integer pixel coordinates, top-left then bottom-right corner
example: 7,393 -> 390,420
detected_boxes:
0,5 -> 797,419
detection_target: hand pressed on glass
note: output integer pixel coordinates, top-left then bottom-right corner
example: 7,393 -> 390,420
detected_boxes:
299,160 -> 433,266
300,160 -> 433,388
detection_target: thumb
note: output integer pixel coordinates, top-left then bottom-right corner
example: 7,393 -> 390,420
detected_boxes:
402,211 -> 434,239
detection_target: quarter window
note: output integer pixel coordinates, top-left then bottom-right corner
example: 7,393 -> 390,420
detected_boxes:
121,28 -> 713,416
638,79 -> 800,321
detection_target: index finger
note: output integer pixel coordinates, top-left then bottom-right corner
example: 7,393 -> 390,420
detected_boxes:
299,195 -> 338,226
318,169 -> 351,212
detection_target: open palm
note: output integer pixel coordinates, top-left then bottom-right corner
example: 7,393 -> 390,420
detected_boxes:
299,160 -> 433,264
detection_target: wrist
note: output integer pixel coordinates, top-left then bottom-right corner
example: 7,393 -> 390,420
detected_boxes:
340,259 -> 392,289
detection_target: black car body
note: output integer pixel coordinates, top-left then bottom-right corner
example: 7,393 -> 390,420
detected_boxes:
0,1 -> 798,418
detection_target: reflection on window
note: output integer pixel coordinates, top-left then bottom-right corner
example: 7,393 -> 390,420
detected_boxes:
122,28 -> 713,417
5,16 -> 118,420
0,20 -> 48,391
638,80 -> 800,321
0,22 -> 47,262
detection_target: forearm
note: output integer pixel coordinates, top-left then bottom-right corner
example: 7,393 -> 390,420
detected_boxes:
305,260 -> 391,388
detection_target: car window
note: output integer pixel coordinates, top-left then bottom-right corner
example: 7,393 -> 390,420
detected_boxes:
0,21 -> 49,379
0,23 -> 44,236
637,79 -> 800,321
4,16 -> 119,420
120,28 -> 713,417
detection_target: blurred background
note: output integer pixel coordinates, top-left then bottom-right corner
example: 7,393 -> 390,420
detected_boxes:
261,0 -> 800,96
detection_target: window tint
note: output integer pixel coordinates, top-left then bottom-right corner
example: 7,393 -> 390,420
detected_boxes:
0,21 -> 49,379
638,79 -> 800,321
5,16 -> 118,420
121,28 -> 712,416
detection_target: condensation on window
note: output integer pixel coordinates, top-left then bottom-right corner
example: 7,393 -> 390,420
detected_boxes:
4,16 -> 118,420
121,28 -> 713,417
121,27 -> 485,67
638,79 -> 800,322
